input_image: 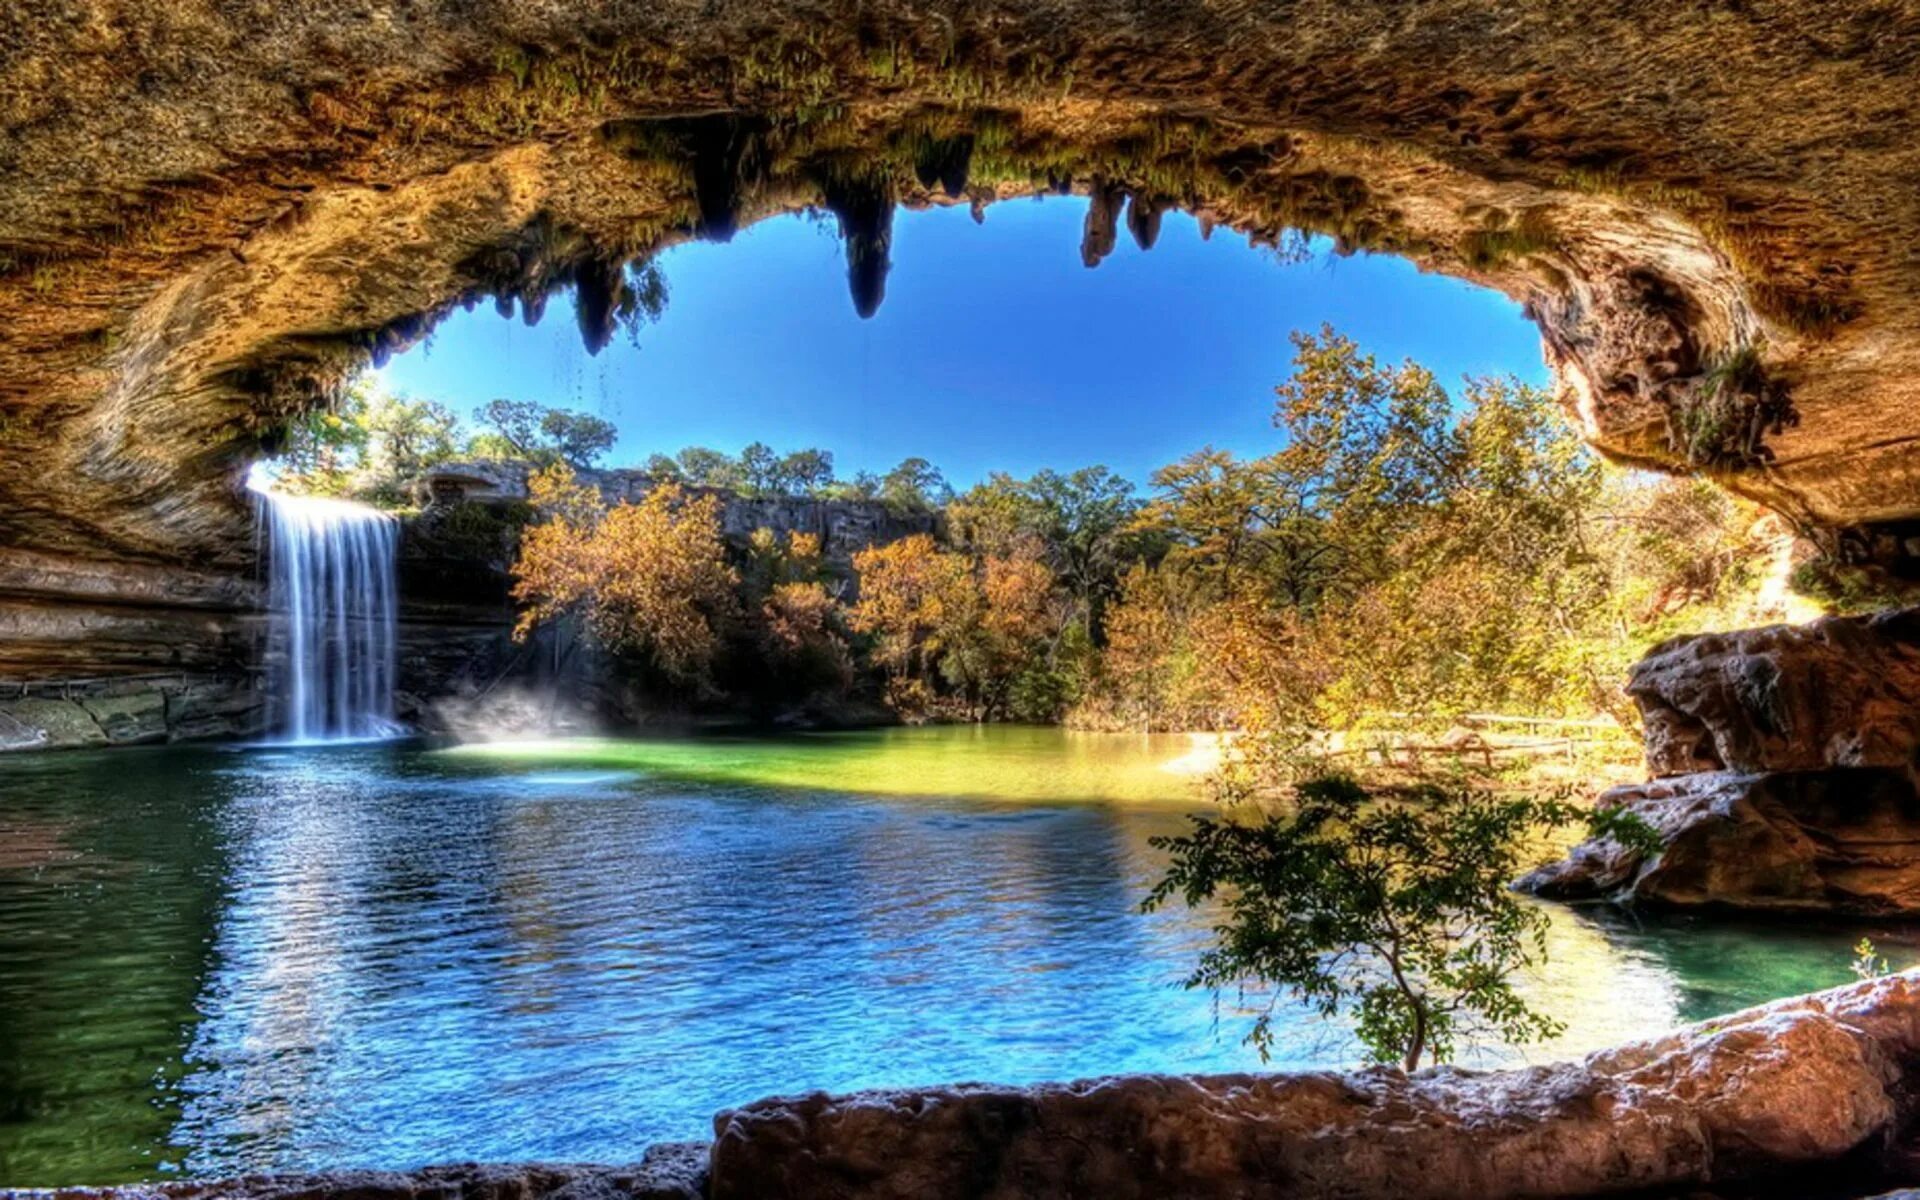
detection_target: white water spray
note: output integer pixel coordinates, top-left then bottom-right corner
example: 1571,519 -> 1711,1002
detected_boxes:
251,467 -> 402,743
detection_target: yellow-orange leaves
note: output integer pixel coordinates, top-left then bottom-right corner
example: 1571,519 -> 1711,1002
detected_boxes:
511,465 -> 737,685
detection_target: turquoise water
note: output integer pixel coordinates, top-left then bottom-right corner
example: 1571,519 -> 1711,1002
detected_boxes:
1,728 -> 1911,1185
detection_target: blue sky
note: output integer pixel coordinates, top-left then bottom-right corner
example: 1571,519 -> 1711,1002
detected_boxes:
376,198 -> 1548,490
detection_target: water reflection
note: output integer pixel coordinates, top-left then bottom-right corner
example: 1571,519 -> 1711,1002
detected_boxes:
0,733 -> 1909,1185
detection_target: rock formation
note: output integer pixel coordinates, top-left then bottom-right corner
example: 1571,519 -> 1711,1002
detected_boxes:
708,971 -> 1920,1199
1522,608 -> 1920,913
4,0 -> 1920,715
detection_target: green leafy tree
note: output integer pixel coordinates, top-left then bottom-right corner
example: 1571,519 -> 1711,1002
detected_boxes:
362,392 -> 460,481
1146,774 -> 1658,1071
880,457 -> 952,512
472,400 -> 617,468
675,446 -> 746,491
1024,466 -> 1142,627
540,409 -> 618,468
779,448 -> 837,495
830,469 -> 882,501
740,441 -> 782,496
472,399 -> 548,458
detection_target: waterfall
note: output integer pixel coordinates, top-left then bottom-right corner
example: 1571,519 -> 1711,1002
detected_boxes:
252,475 -> 401,743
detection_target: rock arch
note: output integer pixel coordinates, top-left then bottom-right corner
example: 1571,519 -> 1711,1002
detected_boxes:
3,0 -> 1919,692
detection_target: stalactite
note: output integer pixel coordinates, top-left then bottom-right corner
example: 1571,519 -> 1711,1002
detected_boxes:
912,134 -> 974,198
818,167 -> 897,319
572,256 -> 627,356
1126,193 -> 1167,251
688,115 -> 760,243
1081,178 -> 1125,268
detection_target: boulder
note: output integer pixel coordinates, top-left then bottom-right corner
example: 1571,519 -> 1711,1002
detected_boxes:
707,973 -> 1920,1200
1520,768 -> 1920,914
1526,608 -> 1920,913
1630,608 -> 1920,778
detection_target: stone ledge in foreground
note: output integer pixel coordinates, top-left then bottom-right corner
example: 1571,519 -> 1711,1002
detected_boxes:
708,973 -> 1920,1200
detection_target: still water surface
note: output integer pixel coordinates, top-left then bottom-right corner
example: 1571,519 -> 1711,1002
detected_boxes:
1,726 -> 1910,1184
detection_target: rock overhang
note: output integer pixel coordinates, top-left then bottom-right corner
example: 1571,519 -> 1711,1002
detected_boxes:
3,0 -> 1919,573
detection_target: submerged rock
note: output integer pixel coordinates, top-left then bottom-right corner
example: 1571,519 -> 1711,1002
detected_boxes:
706,972 -> 1920,1199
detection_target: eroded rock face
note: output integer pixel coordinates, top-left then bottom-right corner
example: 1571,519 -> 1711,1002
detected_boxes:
1520,768 -> 1920,914
1524,608 -> 1920,913
1631,609 -> 1920,778
0,546 -> 263,749
3,0 -> 1918,589
705,972 -> 1920,1200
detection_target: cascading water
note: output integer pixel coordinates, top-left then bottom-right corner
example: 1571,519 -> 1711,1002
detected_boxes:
251,470 -> 402,743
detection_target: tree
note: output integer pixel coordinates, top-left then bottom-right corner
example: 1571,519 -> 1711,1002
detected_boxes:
1146,774 -> 1657,1071
737,527 -> 850,694
740,441 -> 782,496
848,533 -> 970,684
1137,449 -> 1286,601
473,400 -> 617,468
779,448 -> 836,495
473,399 -> 548,458
674,446 -> 745,491
362,392 -> 460,481
879,457 -> 952,512
823,469 -> 882,502
540,408 -> 617,468
510,465 -> 738,687
1022,466 -> 1140,628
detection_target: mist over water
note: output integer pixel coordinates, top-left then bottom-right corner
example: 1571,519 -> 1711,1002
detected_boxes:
1,730 -> 1911,1185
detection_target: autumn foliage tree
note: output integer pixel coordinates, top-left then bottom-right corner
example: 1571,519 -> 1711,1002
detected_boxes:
848,533 -> 1063,720
511,465 -> 738,688
738,528 -> 854,696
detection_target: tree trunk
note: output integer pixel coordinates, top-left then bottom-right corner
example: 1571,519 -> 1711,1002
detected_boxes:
1402,1004 -> 1428,1073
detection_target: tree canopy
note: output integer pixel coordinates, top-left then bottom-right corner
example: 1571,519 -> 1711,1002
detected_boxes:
1147,773 -> 1658,1070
